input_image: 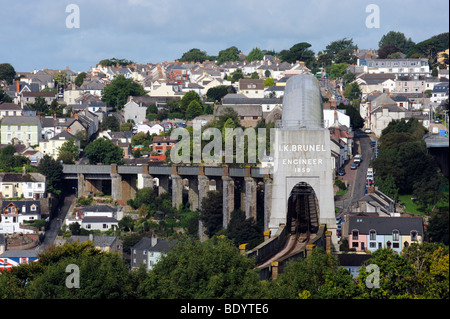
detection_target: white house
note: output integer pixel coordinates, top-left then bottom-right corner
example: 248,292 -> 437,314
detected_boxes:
133,123 -> 163,136
81,216 -> 119,231
0,201 -> 41,234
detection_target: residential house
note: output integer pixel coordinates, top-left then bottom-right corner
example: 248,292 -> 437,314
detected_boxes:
39,131 -> 80,160
67,234 -> 123,255
430,83 -> 449,104
355,73 -> 396,96
41,114 -> 72,140
337,253 -> 372,278
215,104 -> 263,127
131,235 -> 175,270
222,94 -> 283,113
0,201 -> 41,234
238,79 -> 265,98
0,172 -> 46,199
63,88 -> 84,105
0,116 -> 42,146
346,215 -> 423,254
393,75 -> 427,94
132,123 -> 164,136
81,216 -> 119,231
351,188 -> 398,217
0,250 -> 39,270
19,91 -> 56,107
152,136 -> 178,155
362,92 -> 396,132
357,58 -> 430,76
0,103 -> 22,119
79,79 -> 105,97
371,103 -> 407,137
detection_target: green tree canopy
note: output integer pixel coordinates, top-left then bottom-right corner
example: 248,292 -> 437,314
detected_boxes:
199,190 -> 223,238
38,154 -> 63,194
0,63 -> 16,85
180,90 -> 202,114
100,115 -> 120,132
140,236 -> 264,299
325,38 -> 357,64
246,47 -> 264,62
280,42 -> 315,66
378,31 -> 416,53
216,46 -> 241,65
74,72 -> 87,87
84,138 -> 124,165
185,100 -> 203,120
179,48 -> 210,63
101,74 -> 146,111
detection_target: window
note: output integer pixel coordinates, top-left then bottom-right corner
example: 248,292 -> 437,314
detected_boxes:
411,231 -> 418,241
393,243 -> 400,248
393,230 -> 399,241
17,125 -> 21,131
369,230 -> 376,240
352,231 -> 359,240
352,242 -> 359,248
370,242 -> 376,248
103,224 -> 108,229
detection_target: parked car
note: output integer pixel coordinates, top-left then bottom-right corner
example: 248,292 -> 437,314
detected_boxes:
364,128 -> 371,134
351,163 -> 357,170
338,168 -> 345,176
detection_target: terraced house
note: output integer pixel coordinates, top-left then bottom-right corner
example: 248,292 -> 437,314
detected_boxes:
0,116 -> 41,146
0,172 -> 46,199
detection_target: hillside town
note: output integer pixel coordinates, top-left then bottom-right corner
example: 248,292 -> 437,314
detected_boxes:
0,31 -> 448,300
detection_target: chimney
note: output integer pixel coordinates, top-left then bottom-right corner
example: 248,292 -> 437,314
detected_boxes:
16,80 -> 20,93
74,112 -> 78,119
53,113 -> 56,120
151,234 -> 157,247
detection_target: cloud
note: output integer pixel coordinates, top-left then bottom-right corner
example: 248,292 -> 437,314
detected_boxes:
0,0 -> 448,71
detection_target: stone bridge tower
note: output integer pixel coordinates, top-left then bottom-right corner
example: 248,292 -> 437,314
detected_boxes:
269,74 -> 337,242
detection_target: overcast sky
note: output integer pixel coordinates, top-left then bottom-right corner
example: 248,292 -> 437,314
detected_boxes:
1,0 -> 448,72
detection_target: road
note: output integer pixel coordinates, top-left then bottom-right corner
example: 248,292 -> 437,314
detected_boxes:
39,194 -> 75,251
335,129 -> 375,215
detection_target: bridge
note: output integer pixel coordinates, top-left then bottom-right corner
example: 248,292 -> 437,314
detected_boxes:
63,163 -> 272,240
424,134 -> 449,177
63,74 -> 339,278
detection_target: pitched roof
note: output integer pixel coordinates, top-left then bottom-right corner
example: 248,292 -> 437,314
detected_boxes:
1,116 -> 41,125
0,103 -> 22,110
216,104 -> 263,117
347,216 -> 423,236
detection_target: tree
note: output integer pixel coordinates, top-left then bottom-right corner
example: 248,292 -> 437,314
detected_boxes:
375,174 -> 399,201
246,47 -> 264,62
378,31 -> 415,54
231,68 -> 244,82
101,74 -> 146,111
140,236 -> 264,299
179,48 -> 209,63
328,63 -> 348,79
74,72 -> 87,87
216,46 -> 241,65
57,138 -> 80,163
84,138 -> 124,165
185,100 -> 203,120
325,38 -> 357,64
206,85 -> 235,102
199,190 -> 223,237
0,87 -> 13,103
24,241 -> 136,299
38,154 -> 63,194
100,115 -> 120,132
280,42 -> 315,66
377,45 -> 401,59
29,96 -> 48,113
98,58 -> 134,67
179,90 -> 202,114
0,63 -> 16,85
343,82 -> 361,100
269,247 -> 359,299
226,209 -> 263,249
264,77 -> 275,87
